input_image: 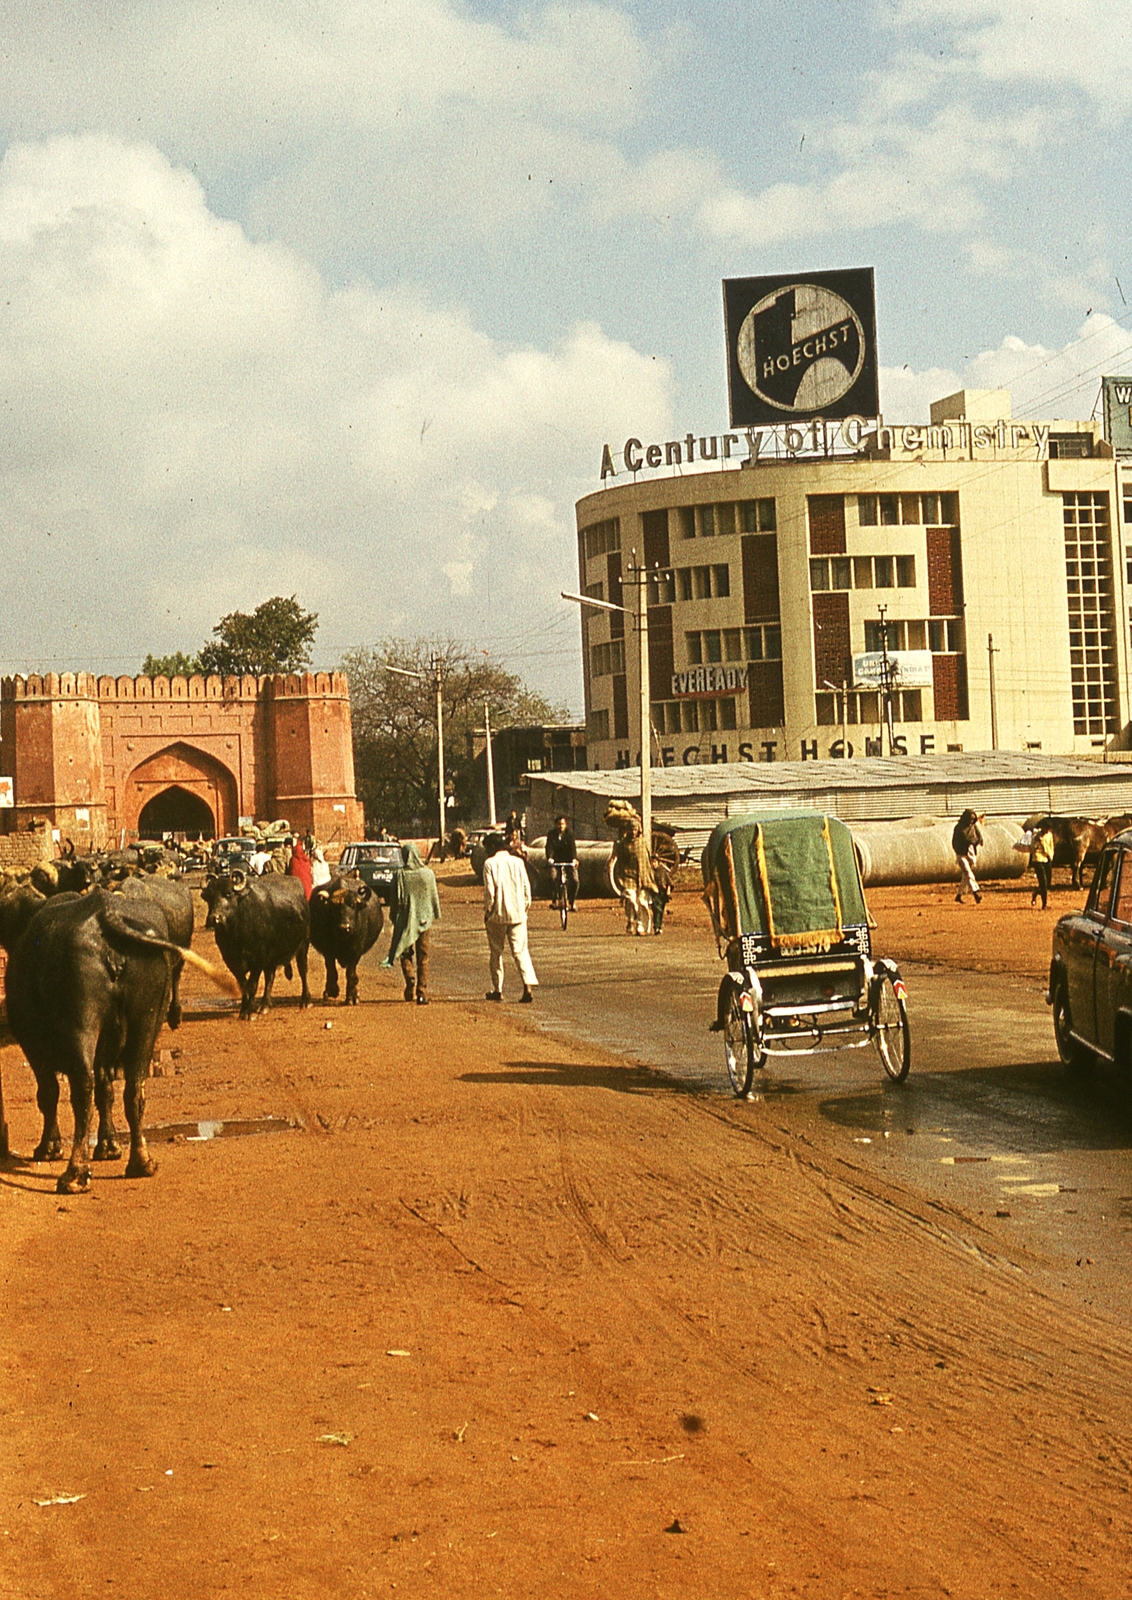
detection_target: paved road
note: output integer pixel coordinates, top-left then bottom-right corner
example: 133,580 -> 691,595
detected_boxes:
370,890 -> 1132,1326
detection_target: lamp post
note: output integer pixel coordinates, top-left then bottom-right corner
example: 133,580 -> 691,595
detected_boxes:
383,657 -> 446,850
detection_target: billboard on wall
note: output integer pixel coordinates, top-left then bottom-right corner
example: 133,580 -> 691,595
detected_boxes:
1102,377 -> 1132,457
723,267 -> 879,427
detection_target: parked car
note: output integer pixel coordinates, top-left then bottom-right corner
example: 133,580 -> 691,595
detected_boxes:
213,836 -> 258,872
337,840 -> 405,902
1050,830 -> 1132,1070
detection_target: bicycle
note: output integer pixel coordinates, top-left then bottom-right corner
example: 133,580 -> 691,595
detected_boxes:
548,860 -> 577,930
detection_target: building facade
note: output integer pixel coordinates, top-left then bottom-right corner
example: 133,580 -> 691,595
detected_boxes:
0,670 -> 365,848
577,389 -> 1132,770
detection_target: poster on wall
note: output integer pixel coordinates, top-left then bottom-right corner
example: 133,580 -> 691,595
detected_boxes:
723,267 -> 879,427
0,776 -> 12,808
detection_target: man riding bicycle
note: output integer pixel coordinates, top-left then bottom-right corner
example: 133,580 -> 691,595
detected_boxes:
545,815 -> 579,911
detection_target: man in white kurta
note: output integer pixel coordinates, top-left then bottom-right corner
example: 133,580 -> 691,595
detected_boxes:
482,833 -> 538,1002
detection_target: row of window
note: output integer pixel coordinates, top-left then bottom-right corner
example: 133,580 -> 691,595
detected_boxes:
583,518 -> 620,560
811,554 -> 917,592
676,499 -> 776,539
858,492 -> 958,528
815,690 -> 924,725
863,618 -> 965,653
652,698 -> 739,734
686,625 -> 782,665
591,639 -> 625,677
673,563 -> 731,601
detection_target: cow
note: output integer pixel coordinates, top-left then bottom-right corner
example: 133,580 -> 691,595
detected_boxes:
201,869 -> 311,1020
309,875 -> 385,1004
1023,815 -> 1107,889
4,886 -> 233,1193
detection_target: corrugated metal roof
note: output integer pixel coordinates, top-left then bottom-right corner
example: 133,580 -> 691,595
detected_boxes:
531,751 -> 1132,801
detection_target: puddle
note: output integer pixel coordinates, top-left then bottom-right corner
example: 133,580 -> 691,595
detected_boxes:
147,1117 -> 300,1142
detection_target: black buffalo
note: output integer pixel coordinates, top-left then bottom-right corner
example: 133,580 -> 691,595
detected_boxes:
202,870 -> 311,1020
4,886 -> 228,1193
110,875 -> 194,1028
309,876 -> 385,1004
29,857 -> 99,896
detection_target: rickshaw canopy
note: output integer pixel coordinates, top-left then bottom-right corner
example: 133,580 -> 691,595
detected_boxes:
702,811 -> 868,952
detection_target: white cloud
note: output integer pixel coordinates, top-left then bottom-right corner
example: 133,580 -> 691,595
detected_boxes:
0,134 -> 672,695
882,314 -> 1132,422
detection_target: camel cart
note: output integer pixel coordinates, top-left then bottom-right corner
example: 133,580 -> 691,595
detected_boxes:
702,812 -> 910,1097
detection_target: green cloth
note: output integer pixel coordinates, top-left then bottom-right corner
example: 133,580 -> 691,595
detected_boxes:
702,812 -> 868,948
383,844 -> 441,966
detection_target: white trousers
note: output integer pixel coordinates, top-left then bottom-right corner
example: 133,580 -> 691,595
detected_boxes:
486,917 -> 538,993
956,851 -> 979,895
622,886 -> 653,935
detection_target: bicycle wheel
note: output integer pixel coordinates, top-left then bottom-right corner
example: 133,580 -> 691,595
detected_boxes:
559,894 -> 569,931
722,978 -> 758,1098
873,972 -> 911,1082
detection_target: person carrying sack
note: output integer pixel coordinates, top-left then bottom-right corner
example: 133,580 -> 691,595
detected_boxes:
952,808 -> 983,904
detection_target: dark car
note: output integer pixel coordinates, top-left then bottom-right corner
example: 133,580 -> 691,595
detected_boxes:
1049,831 -> 1132,1071
213,836 -> 257,871
337,840 -> 404,902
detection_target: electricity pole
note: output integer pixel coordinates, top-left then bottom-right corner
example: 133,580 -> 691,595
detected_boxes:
483,701 -> 498,828
987,633 -> 999,751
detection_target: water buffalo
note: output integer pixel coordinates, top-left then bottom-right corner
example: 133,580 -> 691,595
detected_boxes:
1103,814 -> 1132,843
4,886 -> 230,1193
201,869 -> 311,1020
29,857 -> 99,896
1024,815 -> 1107,889
309,876 -> 384,1004
110,875 -> 194,1028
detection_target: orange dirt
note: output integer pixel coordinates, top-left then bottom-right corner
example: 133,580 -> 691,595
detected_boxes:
2,879 -> 1128,1600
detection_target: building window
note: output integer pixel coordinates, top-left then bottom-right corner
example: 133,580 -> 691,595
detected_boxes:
591,639 -> 625,677
584,581 -> 604,603
587,708 -> 610,741
816,690 -> 884,726
649,698 -> 739,735
676,502 -> 744,539
1050,433 -> 1094,460
1064,491 -> 1118,734
740,498 -> 776,533
675,563 -> 729,600
859,492 -> 957,527
864,618 -> 958,653
745,624 -> 782,660
686,628 -> 765,665
811,555 -> 916,591
583,518 -> 620,559
1123,487 -> 1132,524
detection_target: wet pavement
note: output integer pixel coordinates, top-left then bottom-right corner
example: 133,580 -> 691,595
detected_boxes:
392,894 -> 1132,1327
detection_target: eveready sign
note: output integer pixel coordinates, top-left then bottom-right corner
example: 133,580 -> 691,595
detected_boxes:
672,665 -> 748,698
599,416 -> 1058,480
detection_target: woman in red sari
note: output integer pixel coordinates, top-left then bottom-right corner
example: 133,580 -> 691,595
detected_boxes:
288,836 -> 313,900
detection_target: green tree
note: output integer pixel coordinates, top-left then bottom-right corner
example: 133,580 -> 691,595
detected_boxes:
196,596 -> 319,677
141,650 -> 201,678
343,639 -> 568,831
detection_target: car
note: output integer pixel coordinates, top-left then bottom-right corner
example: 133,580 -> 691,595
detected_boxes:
213,836 -> 258,871
337,840 -> 405,901
1049,830 -> 1132,1071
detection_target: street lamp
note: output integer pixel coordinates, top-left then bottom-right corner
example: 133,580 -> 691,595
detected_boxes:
382,657 -> 447,850
563,555 -> 670,847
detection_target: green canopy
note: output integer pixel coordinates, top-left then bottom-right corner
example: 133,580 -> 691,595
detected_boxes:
702,812 -> 868,951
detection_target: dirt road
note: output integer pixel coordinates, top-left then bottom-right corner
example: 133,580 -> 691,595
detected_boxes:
3,882 -> 1132,1599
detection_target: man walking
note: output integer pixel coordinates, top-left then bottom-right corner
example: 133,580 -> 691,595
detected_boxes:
384,843 -> 441,1005
483,829 -> 538,1003
952,808 -> 983,904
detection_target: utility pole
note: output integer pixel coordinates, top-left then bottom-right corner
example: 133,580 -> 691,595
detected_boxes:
483,700 -> 497,828
987,633 -> 999,751
434,658 -> 446,850
877,604 -> 897,754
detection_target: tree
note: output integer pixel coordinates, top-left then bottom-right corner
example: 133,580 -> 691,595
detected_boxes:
141,650 -> 201,678
196,596 -> 319,677
344,639 -> 569,831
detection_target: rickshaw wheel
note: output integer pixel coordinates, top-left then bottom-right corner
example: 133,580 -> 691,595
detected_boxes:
722,977 -> 760,1098
873,973 -> 911,1082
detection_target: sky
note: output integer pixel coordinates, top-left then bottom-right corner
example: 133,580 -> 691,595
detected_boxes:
0,0 -> 1130,710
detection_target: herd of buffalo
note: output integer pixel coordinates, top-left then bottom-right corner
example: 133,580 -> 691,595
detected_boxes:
0,850 -> 385,1194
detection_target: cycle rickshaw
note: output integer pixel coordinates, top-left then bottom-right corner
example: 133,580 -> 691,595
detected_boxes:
702,812 -> 910,1097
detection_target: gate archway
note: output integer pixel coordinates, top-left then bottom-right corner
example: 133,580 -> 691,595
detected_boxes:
138,785 -> 216,839
125,743 -> 239,838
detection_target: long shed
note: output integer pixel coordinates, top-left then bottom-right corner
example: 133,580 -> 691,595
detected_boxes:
527,753 -> 1132,852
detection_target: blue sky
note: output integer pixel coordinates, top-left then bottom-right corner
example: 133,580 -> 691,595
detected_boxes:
0,0 -> 1129,708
